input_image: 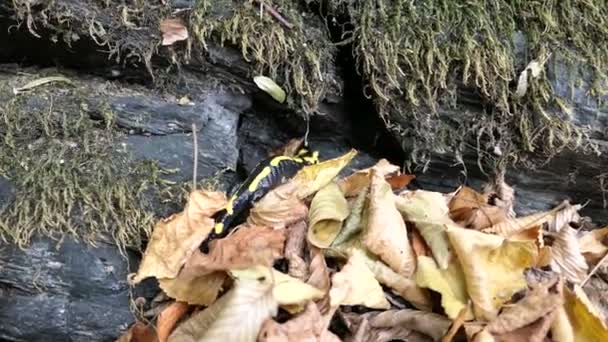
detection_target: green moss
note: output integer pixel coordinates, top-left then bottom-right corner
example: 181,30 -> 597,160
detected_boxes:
330,0 -> 607,170
190,0 -> 339,116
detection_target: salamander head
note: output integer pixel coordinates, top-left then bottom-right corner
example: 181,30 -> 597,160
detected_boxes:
296,148 -> 319,164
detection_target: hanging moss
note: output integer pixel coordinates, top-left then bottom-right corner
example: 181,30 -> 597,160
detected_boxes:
329,0 -> 607,171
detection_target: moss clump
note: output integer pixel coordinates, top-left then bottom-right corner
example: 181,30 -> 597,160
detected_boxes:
190,0 -> 339,115
330,0 -> 607,171
0,73 -> 181,253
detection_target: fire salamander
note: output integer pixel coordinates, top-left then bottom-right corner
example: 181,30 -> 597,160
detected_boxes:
199,146 -> 319,252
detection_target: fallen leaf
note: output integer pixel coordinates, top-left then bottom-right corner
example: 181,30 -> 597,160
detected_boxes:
308,182 -> 349,248
396,190 -> 454,269
337,159 -> 399,197
160,18 -> 188,46
442,303 -> 471,342
544,202 -> 581,233
157,301 -> 190,342
415,256 -> 472,320
168,267 -> 278,342
293,149 -> 358,199
130,191 -> 226,284
549,225 -> 588,283
258,301 -> 340,342
550,306 -> 574,342
490,311 -> 556,342
329,249 -> 390,310
254,76 -> 287,103
270,137 -> 305,157
411,229 -> 430,257
248,194 -> 309,229
331,186 -> 368,246
284,221 -> 309,280
13,75 -> 74,95
159,271 -> 226,306
563,284 -> 608,341
579,226 -> 608,265
449,186 -> 507,229
307,246 -> 331,312
268,267 -> 325,308
343,309 -> 451,341
118,321 -> 158,342
386,174 -> 416,190
446,225 -> 538,321
364,168 -> 415,277
343,313 -> 415,342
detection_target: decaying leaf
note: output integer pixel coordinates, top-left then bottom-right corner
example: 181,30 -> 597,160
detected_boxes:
329,249 -> 390,310
254,76 -> 287,103
307,246 -> 331,312
549,225 -> 588,284
364,168 -> 415,278
13,75 -> 74,95
168,267 -> 278,342
160,18 -> 188,46
337,159 -> 399,197
396,190 -> 454,269
411,229 -> 430,257
563,285 -> 608,341
269,267 -> 325,308
449,186 -> 507,229
489,311 -> 556,342
130,191 -> 226,284
284,221 -> 309,280
415,256 -> 472,320
258,302 -> 340,342
270,137 -> 305,157
157,301 -> 190,342
332,187 -> 368,246
248,194 -> 309,229
159,271 -> 226,306
386,174 -> 416,190
293,149 -> 358,199
446,226 -> 538,321
343,309 -> 451,342
308,182 -> 349,248
117,321 -> 158,342
550,306 -> 574,342
579,226 -> 608,265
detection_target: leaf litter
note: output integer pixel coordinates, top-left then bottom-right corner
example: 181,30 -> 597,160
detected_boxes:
121,146 -> 608,342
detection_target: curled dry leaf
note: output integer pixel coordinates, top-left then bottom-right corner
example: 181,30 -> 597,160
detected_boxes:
254,76 -> 287,103
337,159 -> 399,197
446,226 -> 538,321
415,256 -> 472,320
248,194 -> 308,229
396,190 -> 454,269
563,285 -> 608,341
578,226 -> 608,265
308,182 -> 349,248
160,18 -> 188,46
130,191 -> 226,284
258,302 -> 340,342
549,226 -> 588,284
159,271 -> 226,306
364,168 -> 415,278
157,301 -> 190,342
488,311 -> 557,342
284,221 -> 309,280
329,249 -> 390,310
332,187 -> 368,246
449,186 -> 507,229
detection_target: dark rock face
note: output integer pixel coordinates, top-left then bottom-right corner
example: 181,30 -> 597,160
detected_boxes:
0,236 -> 155,342
0,176 -> 14,212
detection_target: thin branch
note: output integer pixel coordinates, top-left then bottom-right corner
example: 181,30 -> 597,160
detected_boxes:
192,123 -> 198,190
581,250 -> 608,287
253,0 -> 294,30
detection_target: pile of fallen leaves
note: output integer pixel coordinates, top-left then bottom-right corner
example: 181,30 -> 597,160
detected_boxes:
121,148 -> 608,342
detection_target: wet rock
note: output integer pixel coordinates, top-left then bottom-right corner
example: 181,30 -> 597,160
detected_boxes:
0,236 -> 156,342
0,176 -> 14,212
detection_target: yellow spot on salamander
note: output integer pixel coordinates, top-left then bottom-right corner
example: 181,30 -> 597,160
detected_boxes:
248,166 -> 272,192
303,151 -> 319,164
270,156 -> 300,166
226,195 -> 236,215
214,222 -> 224,234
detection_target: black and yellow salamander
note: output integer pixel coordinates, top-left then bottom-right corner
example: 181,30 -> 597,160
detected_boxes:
199,146 -> 319,252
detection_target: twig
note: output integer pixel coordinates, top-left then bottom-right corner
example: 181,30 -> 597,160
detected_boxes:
192,123 -> 198,190
253,0 -> 294,29
581,250 -> 608,287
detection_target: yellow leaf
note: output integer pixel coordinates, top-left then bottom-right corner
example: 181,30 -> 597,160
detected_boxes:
329,249 -> 390,310
551,307 -> 574,342
414,256 -> 472,320
364,168 -> 415,278
550,226 -> 588,284
446,225 -> 538,321
129,191 -> 226,284
271,268 -> 325,307
291,149 -> 358,199
563,285 -> 608,342
308,182 -> 349,248
159,271 -> 226,306
248,195 -> 308,229
396,190 -> 454,269
168,267 -> 278,342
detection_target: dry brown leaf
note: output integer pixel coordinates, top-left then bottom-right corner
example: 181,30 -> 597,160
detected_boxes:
343,310 -> 451,342
292,149 -> 358,199
160,18 -> 188,46
563,284 -> 608,341
342,312 -> 414,342
307,182 -> 349,248
549,226 -> 588,283
579,226 -> 608,265
329,249 -> 390,310
449,186 -> 507,229
284,221 -> 309,280
130,191 -> 226,284
489,311 -> 556,342
257,302 -> 340,342
159,271 -> 226,306
248,195 -> 309,229
270,138 -> 305,157
386,173 -> 416,190
396,190 -> 454,269
411,229 -> 430,257
337,159 -> 399,197
442,303 -> 471,342
364,168 -> 415,277
118,322 -> 158,342
157,301 -> 190,342
483,176 -> 516,218
446,225 -> 538,321
331,186 -> 368,246
307,246 -> 331,312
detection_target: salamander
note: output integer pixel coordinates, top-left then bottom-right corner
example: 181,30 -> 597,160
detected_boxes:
199,146 -> 319,252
